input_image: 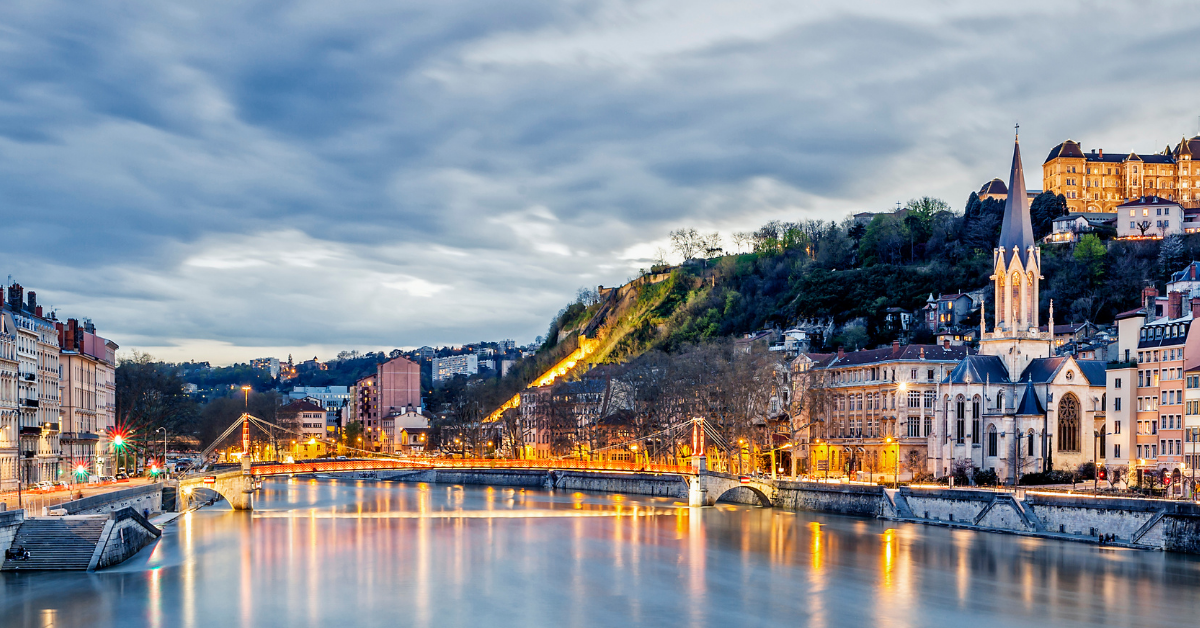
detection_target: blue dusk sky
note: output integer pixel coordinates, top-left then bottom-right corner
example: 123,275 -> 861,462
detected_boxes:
3,1 -> 1200,364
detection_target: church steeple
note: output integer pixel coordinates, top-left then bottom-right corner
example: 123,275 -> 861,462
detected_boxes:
987,127 -> 1044,345
998,128 -> 1036,263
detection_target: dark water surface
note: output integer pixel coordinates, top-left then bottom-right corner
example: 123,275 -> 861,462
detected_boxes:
2,478 -> 1199,627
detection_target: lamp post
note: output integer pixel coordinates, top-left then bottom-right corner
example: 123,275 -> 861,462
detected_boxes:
241,385 -> 251,409
766,443 -> 792,481
886,436 -> 899,489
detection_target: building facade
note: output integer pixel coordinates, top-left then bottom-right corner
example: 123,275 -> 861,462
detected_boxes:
796,341 -> 968,481
432,354 -> 478,384
1115,196 -> 1185,239
58,319 -> 114,479
354,356 -> 422,450
1042,137 -> 1200,213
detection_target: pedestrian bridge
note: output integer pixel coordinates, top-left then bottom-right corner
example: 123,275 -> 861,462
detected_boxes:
178,458 -> 777,511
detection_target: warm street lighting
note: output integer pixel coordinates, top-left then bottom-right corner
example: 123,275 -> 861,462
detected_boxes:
241,385 -> 252,408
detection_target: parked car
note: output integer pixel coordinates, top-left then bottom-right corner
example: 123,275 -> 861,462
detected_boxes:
114,472 -> 128,480
34,481 -> 53,491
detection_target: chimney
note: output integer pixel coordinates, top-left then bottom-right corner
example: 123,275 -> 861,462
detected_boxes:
1099,149 -> 1103,158
34,306 -> 42,317
1143,286 -> 1160,319
66,319 -> 77,351
837,346 -> 845,359
1191,296 -> 1200,316
55,322 -> 64,348
26,291 -> 35,312
892,340 -> 901,354
1169,291 -> 1184,320
6,284 -> 22,310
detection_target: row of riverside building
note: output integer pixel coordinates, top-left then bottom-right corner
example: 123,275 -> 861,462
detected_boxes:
0,283 -> 118,491
790,134 -> 1200,493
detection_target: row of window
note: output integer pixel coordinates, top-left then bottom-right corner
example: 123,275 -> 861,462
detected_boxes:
1139,328 -> 1187,345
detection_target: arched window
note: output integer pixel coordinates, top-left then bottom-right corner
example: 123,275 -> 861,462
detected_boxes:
1027,429 -> 1035,457
997,391 -> 1004,410
1058,393 -> 1080,452
1101,393 -> 1106,412
1012,272 -> 1022,325
971,397 -> 981,444
955,396 -> 966,444
987,424 -> 998,457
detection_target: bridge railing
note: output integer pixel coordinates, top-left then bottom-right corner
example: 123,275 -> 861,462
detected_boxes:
248,457 -> 694,477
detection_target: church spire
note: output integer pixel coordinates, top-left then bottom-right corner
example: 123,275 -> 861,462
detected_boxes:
998,128 -> 1036,263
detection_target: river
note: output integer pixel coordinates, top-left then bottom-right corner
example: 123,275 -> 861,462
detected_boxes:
2,478 -> 1199,628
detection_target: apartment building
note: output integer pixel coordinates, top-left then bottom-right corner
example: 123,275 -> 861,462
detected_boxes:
432,354 -> 478,384
354,356 -> 421,450
58,318 -> 118,478
795,341 -> 969,480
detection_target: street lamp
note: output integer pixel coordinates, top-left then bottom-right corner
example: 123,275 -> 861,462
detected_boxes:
766,443 -> 793,481
886,436 -> 899,489
241,385 -> 251,409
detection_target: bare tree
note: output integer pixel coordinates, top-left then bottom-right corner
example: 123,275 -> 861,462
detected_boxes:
670,228 -> 703,261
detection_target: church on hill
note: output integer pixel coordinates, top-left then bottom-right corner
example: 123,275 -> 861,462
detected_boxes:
929,132 -> 1108,482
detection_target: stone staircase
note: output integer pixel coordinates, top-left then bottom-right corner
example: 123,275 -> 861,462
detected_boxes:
1,517 -> 109,571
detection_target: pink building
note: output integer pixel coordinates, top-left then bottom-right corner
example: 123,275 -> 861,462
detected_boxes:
355,356 -> 421,450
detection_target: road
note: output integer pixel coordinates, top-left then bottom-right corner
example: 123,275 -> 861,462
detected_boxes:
0,478 -> 158,514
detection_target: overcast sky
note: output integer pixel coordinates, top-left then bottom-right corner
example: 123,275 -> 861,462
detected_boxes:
4,1 -> 1200,364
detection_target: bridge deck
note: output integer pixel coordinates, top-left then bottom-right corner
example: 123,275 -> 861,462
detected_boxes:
244,458 -> 695,477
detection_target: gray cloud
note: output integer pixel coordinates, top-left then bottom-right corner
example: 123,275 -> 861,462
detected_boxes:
3,0 -> 1200,362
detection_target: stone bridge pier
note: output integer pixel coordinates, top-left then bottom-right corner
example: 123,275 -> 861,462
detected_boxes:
179,460 -> 258,511
691,468 -> 775,507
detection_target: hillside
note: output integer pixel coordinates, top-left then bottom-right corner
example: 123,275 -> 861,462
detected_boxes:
540,197 -> 1189,366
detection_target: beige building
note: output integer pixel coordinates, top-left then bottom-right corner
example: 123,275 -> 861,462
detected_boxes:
0,314 -> 18,491
794,342 -> 967,481
1042,137 -> 1200,213
59,318 -> 119,479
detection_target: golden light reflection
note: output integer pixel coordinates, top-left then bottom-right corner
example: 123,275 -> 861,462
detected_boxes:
882,528 -> 896,590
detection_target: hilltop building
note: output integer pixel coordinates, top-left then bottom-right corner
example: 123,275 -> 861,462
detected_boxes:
1042,137 -> 1200,213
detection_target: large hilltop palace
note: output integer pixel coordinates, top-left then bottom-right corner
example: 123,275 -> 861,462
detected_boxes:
980,136 -> 1200,215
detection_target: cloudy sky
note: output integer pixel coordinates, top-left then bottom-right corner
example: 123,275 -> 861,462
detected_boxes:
3,1 -> 1200,364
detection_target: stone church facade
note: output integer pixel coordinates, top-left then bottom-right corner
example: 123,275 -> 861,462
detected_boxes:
928,134 -> 1108,481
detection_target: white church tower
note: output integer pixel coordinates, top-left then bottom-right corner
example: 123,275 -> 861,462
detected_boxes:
980,129 -> 1053,375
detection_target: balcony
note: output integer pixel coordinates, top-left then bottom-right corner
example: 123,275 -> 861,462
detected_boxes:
20,398 -> 38,408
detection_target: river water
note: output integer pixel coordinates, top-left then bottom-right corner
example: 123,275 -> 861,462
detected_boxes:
2,478 -> 1200,628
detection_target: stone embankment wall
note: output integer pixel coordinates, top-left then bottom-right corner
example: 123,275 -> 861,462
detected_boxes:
91,508 -> 162,570
384,469 -> 689,499
58,484 -> 163,516
0,509 -> 24,555
776,481 -> 884,516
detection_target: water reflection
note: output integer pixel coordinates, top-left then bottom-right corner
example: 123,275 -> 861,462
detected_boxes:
2,478 -> 1200,628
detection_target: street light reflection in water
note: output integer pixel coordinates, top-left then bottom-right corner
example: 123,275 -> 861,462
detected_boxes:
3,479 -> 1200,628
